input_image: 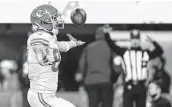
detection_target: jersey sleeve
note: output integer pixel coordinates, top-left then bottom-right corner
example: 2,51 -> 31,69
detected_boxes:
147,41 -> 163,59
28,32 -> 51,46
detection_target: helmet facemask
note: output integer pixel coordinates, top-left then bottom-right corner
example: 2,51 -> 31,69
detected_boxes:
51,14 -> 64,30
35,14 -> 64,33
50,13 -> 64,35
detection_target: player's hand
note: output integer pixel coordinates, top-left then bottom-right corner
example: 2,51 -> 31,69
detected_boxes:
142,35 -> 155,51
76,40 -> 85,46
67,33 -> 77,41
67,33 -> 85,46
140,41 -> 150,50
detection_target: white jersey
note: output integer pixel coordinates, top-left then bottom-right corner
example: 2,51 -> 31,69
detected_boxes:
27,31 -> 61,93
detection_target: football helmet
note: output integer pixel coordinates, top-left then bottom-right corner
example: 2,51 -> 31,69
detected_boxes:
30,4 -> 64,32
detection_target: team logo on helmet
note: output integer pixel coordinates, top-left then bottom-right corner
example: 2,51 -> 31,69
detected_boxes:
36,10 -> 48,18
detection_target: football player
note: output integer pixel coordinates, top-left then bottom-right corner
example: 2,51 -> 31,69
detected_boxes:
27,4 -> 85,107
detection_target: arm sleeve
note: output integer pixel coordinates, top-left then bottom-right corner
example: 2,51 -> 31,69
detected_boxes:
105,33 -> 126,56
56,41 -> 69,52
30,37 -> 49,46
49,41 -> 77,52
148,41 -> 163,59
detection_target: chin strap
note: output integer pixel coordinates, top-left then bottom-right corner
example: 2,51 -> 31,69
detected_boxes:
35,22 -> 52,33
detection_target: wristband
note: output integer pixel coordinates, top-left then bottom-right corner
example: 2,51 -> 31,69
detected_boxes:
71,41 -> 77,47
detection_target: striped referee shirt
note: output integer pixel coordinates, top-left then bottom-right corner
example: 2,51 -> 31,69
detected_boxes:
105,33 -> 163,82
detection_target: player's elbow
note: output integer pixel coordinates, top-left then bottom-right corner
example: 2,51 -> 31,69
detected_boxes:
58,46 -> 68,52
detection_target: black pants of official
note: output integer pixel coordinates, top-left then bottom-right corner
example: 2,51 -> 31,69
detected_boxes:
123,82 -> 146,107
84,83 -> 113,107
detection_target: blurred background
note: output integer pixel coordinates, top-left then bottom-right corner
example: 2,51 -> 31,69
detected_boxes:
0,1 -> 172,107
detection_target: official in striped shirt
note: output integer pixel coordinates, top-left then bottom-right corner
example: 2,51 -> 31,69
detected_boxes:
105,29 -> 163,107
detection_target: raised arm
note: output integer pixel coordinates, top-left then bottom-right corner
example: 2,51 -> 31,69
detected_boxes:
49,41 -> 78,52
146,36 -> 163,59
105,33 -> 126,56
49,34 -> 85,52
149,41 -> 163,59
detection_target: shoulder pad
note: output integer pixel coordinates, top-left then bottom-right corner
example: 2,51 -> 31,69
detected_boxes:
28,31 -> 51,46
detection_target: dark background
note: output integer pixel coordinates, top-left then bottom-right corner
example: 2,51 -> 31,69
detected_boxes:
1,24 -> 172,91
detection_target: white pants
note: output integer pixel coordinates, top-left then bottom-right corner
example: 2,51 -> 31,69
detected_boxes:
27,89 -> 75,107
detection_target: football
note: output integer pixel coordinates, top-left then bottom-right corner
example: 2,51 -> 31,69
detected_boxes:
70,8 -> 87,26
